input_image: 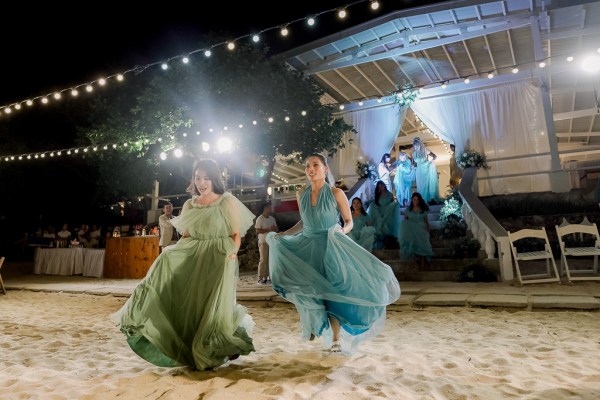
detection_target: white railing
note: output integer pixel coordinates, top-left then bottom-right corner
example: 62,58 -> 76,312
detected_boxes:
459,167 -> 513,281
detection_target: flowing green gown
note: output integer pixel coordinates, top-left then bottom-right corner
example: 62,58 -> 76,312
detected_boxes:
113,193 -> 256,370
267,185 -> 400,354
367,191 -> 400,249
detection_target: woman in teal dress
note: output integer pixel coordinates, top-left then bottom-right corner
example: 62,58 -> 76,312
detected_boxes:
267,154 -> 400,354
394,151 -> 415,207
367,181 -> 401,249
113,159 -> 256,370
423,152 -> 441,204
398,192 -> 434,267
348,197 -> 376,252
412,137 -> 437,203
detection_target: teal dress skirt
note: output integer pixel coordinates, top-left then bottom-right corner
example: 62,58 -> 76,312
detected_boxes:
348,213 -> 376,252
267,185 -> 400,354
112,193 -> 256,370
398,209 -> 434,261
367,191 -> 400,249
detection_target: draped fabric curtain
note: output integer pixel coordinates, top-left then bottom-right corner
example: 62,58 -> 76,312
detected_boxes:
330,104 -> 407,185
411,81 -> 552,196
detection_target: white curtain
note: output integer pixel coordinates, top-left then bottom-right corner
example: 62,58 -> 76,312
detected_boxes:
411,81 -> 552,196
330,104 -> 407,185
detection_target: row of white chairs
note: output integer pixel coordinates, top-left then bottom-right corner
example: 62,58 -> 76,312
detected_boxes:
508,222 -> 600,284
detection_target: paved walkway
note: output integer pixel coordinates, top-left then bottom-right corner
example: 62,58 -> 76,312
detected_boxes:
3,270 -> 600,311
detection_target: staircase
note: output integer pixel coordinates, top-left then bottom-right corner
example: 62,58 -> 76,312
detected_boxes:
373,204 -> 498,281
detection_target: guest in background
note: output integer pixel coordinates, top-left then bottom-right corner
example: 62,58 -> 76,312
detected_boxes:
159,202 -> 178,251
348,197 -> 376,252
398,192 -> 434,268
56,223 -> 71,248
77,224 -> 89,247
368,181 -> 400,250
254,202 -> 278,285
88,224 -> 101,248
377,153 -> 394,193
394,151 -> 415,207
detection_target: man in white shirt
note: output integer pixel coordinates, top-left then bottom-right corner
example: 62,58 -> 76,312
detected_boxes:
255,202 -> 278,285
159,202 -> 179,251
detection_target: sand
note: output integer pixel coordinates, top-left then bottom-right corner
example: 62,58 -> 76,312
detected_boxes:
1,290 -> 600,399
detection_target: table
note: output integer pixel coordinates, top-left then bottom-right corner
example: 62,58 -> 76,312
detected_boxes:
34,248 -> 105,277
104,236 -> 159,278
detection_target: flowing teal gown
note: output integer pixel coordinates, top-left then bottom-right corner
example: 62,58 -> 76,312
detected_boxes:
267,185 -> 400,354
398,209 -> 434,261
113,193 -> 256,370
348,213 -> 376,252
367,191 -> 400,249
414,153 -> 431,201
394,159 -> 415,207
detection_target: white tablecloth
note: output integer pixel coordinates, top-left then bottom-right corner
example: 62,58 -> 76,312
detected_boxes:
34,248 -> 105,277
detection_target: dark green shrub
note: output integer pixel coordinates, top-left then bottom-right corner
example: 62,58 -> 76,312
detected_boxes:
451,237 -> 481,259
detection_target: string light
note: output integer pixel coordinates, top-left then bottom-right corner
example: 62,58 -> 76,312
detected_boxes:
0,111 -> 310,162
0,0 -> 383,116
333,47 -> 600,109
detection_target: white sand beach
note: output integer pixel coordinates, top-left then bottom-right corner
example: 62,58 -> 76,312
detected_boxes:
1,290 -> 600,399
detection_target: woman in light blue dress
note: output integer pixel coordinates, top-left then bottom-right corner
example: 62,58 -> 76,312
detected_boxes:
348,197 -> 376,252
267,154 -> 400,354
398,192 -> 434,267
368,181 -> 401,249
394,151 -> 415,207
423,152 -> 441,204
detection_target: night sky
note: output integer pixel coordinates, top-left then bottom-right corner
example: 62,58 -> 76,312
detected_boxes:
0,0 -> 447,249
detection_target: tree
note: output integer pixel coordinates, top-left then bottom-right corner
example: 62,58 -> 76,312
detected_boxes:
78,40 -> 355,201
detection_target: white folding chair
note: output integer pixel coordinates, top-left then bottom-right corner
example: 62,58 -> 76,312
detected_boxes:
508,228 -> 560,284
555,223 -> 600,282
0,257 -> 6,295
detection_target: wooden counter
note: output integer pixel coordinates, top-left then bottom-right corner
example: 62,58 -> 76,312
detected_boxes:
103,236 -> 159,278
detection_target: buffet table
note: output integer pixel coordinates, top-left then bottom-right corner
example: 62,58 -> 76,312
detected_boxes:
33,248 -> 105,277
103,236 -> 159,278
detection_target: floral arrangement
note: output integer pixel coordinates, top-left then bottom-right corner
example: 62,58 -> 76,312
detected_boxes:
457,149 -> 491,170
392,83 -> 419,108
356,160 -> 378,181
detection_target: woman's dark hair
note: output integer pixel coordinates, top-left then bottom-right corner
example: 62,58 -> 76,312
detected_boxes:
380,153 -> 391,170
409,192 -> 429,212
374,180 -> 388,205
259,202 -> 272,215
350,197 -> 367,215
186,158 -> 226,195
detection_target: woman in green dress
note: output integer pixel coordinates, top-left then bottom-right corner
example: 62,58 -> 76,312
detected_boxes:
113,159 -> 256,370
398,192 -> 434,267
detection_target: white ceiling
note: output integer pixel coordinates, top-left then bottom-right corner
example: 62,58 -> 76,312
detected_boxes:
277,0 -> 600,169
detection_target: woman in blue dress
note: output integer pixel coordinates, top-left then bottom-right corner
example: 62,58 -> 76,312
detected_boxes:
398,192 -> 434,268
267,154 -> 400,354
394,151 -> 415,207
112,159 -> 256,370
348,197 -> 376,252
368,180 -> 401,249
412,137 -> 433,203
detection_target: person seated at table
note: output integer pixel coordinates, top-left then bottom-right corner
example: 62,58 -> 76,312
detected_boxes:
43,226 -> 57,247
77,224 -> 89,247
88,224 -> 101,248
56,223 -> 72,248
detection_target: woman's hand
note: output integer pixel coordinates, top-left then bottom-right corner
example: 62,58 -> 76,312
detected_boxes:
228,253 -> 237,260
